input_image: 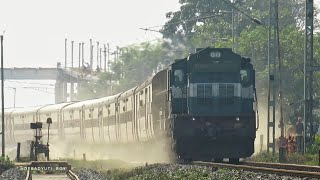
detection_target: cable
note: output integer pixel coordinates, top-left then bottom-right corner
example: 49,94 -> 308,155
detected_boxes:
142,13 -> 223,31
219,0 -> 263,25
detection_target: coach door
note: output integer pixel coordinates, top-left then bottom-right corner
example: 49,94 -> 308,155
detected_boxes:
170,60 -> 187,114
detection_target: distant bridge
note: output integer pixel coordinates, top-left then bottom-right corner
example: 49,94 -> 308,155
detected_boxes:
0,67 -> 98,103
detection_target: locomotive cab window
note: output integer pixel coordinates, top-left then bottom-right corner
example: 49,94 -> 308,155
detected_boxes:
173,69 -> 185,87
240,69 -> 250,86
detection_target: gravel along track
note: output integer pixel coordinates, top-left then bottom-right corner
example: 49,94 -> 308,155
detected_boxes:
2,164 -> 320,180
104,163 -> 320,179
0,167 -> 26,180
76,168 -> 106,180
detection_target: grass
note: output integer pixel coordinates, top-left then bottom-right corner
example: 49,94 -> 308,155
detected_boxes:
249,151 -> 320,165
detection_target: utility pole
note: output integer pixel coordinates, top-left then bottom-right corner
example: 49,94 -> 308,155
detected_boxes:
304,0 -> 315,153
99,48 -> 102,69
267,0 -> 277,156
1,35 -> 5,157
81,42 -> 84,67
104,44 -> 107,72
274,0 -> 285,162
96,42 -> 99,69
90,39 -> 93,70
78,43 -> 81,69
71,41 -> 74,68
232,9 -> 235,52
65,38 -> 67,69
107,43 -> 110,72
13,88 -> 16,108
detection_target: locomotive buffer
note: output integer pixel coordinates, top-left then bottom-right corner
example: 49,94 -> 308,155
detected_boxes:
29,118 -> 52,161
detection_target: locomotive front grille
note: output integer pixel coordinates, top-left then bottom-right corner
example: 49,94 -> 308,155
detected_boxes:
190,83 -> 240,105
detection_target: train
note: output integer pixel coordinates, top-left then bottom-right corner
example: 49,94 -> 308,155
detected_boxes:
1,47 -> 257,163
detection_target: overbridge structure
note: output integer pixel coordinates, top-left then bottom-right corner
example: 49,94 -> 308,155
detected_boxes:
0,67 -> 97,103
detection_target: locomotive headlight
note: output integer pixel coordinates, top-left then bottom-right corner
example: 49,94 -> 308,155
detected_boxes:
209,51 -> 222,58
236,117 -> 240,121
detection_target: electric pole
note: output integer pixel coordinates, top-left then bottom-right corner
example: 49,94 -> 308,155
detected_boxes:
1,35 -> 5,157
267,0 -> 277,156
96,41 -> 99,69
90,39 -> 93,70
78,43 -> 81,69
104,44 -> 107,72
304,0 -> 315,153
71,41 -> 74,68
65,39 -> 67,69
81,42 -> 84,67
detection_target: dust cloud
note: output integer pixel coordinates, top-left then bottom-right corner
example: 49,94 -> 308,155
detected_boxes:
47,138 -> 173,164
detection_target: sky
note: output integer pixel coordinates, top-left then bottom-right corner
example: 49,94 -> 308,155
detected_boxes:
0,0 -> 181,107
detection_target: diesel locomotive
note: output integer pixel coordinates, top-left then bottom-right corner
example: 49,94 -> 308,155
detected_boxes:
2,47 -> 257,162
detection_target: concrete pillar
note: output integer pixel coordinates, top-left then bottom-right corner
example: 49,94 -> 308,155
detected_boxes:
55,80 -> 63,103
70,82 -> 74,101
63,82 -> 67,102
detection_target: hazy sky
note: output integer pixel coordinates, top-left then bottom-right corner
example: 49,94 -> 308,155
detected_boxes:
0,0 -> 180,107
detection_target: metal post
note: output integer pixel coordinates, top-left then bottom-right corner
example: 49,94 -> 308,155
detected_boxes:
96,42 -> 99,69
267,0 -> 277,155
232,9 -> 235,52
13,88 -> 16,108
81,42 -> 84,67
104,44 -> 106,72
1,35 -> 4,157
107,43 -> 110,72
304,0 -> 314,154
99,48 -> 102,69
65,39 -> 67,69
16,142 -> 20,161
78,43 -> 81,69
71,41 -> 74,68
260,134 -> 263,152
90,39 -> 93,70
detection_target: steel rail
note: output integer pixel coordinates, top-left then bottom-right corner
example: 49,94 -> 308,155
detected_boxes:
243,161 -> 320,172
25,170 -> 31,180
67,170 -> 80,180
192,161 -> 320,178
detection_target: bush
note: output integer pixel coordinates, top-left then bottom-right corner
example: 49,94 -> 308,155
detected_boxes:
249,151 -> 279,163
306,135 -> 320,154
0,156 -> 14,170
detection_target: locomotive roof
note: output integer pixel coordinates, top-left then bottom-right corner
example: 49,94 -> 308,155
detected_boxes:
37,102 -> 75,113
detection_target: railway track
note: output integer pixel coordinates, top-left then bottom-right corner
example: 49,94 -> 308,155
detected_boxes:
25,169 -> 79,180
16,161 -> 79,180
191,161 -> 320,178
